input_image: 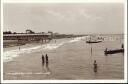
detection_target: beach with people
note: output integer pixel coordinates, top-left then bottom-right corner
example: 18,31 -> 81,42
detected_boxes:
3,35 -> 124,80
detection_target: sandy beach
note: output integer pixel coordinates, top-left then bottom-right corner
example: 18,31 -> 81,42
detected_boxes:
3,36 -> 124,80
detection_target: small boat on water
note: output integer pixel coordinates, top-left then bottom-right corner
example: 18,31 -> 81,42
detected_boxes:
86,40 -> 102,43
104,48 -> 124,55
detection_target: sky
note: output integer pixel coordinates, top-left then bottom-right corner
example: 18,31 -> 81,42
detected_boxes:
3,0 -> 125,3
3,3 -> 124,34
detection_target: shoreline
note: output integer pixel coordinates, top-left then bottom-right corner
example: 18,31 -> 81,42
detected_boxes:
3,36 -> 124,80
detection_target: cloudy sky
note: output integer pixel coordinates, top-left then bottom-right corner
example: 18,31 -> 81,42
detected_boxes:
3,3 -> 124,34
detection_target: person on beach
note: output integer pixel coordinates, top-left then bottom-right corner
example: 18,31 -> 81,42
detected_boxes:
45,54 -> 49,68
42,54 -> 45,64
93,60 -> 98,73
46,54 -> 49,63
19,47 -> 20,51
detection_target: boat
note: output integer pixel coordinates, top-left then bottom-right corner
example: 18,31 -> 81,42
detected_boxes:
104,48 -> 124,55
86,40 -> 102,43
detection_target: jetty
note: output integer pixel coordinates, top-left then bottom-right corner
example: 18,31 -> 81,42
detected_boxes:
4,33 -> 52,41
86,40 -> 102,44
104,48 -> 124,55
3,33 -> 52,47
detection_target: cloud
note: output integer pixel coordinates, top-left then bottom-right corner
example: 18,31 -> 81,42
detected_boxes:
79,9 -> 103,21
46,10 -> 65,20
79,9 -> 91,18
46,9 -> 103,23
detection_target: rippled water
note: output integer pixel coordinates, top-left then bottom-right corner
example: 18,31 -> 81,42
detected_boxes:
3,34 -> 124,79
3,37 -> 85,62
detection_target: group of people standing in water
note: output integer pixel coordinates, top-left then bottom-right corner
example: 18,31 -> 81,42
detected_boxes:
42,54 -> 49,67
41,53 -> 98,73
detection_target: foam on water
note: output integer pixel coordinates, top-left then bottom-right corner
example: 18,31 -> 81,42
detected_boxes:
3,46 -> 42,62
3,37 -> 85,62
69,37 -> 85,43
42,43 -> 64,50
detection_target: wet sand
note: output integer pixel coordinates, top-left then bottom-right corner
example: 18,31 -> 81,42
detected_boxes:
3,37 -> 124,80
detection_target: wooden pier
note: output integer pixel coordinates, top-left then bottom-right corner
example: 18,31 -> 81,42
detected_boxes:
3,33 -> 52,43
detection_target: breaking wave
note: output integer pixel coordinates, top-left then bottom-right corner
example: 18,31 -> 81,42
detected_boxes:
3,37 -> 85,62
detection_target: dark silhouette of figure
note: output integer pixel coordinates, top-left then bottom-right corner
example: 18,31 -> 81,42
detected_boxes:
46,54 -> 48,62
42,54 -> 45,66
93,60 -> 97,73
41,54 -> 51,74
46,54 -> 49,67
45,54 -> 50,72
19,47 -> 20,51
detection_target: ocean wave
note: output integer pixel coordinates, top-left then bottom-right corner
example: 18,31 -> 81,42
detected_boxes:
3,37 -> 85,62
69,37 -> 85,43
42,43 -> 64,50
3,46 -> 42,62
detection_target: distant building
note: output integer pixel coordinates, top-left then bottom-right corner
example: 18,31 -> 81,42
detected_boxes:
26,29 -> 35,34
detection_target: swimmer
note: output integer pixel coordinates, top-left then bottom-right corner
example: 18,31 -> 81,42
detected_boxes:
93,60 -> 97,72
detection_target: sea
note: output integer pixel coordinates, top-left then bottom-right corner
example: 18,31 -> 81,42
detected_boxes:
3,34 -> 124,79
